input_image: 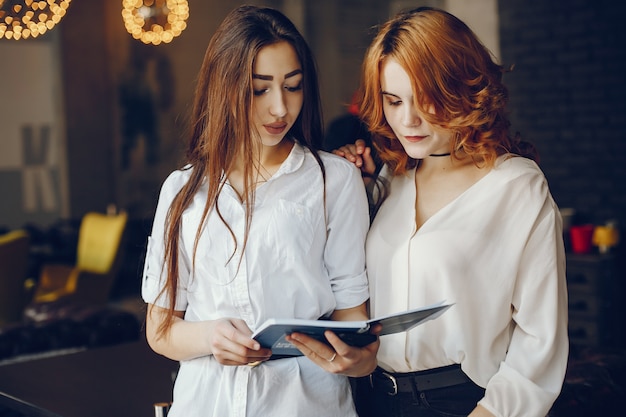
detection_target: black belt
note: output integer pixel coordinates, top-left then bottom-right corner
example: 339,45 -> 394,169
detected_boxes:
369,364 -> 470,396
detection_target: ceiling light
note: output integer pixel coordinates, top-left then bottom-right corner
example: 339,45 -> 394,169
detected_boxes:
0,0 -> 72,40
121,0 -> 189,46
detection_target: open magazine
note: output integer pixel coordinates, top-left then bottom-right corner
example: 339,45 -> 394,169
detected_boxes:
252,301 -> 453,357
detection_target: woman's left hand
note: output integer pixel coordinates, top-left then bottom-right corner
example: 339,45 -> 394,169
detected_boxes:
286,324 -> 381,377
468,405 -> 496,417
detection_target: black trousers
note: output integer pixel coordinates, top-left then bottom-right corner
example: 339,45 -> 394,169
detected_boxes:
353,366 -> 485,417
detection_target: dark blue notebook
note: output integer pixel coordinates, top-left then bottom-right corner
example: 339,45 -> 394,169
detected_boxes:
252,301 -> 452,357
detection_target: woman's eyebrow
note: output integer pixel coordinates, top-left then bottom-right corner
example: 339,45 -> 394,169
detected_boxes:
253,69 -> 303,81
284,69 -> 303,79
381,91 -> 401,98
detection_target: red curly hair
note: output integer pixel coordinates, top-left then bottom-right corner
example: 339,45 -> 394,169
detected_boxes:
359,7 -> 536,176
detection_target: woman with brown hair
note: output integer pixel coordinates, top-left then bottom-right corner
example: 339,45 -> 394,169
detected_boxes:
141,5 -> 378,416
335,7 -> 568,417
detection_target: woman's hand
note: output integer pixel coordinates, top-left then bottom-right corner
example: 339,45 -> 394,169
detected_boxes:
468,404 -> 496,417
332,139 -> 377,177
286,304 -> 379,377
286,324 -> 381,377
208,318 -> 273,366
145,304 -> 271,365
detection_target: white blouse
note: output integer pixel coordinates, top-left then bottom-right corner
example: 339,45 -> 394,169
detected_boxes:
142,143 -> 370,417
367,155 -> 568,417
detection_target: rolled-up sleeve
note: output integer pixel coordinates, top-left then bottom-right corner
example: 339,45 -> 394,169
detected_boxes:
141,169 -> 191,311
324,158 -> 370,309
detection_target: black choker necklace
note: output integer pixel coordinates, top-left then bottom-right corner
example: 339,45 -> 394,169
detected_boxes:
430,152 -> 451,157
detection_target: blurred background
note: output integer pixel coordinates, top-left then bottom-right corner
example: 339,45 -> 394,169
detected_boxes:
1,0 -> 623,234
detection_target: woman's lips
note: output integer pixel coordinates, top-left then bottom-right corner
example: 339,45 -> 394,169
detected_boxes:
264,123 -> 287,135
404,135 -> 426,143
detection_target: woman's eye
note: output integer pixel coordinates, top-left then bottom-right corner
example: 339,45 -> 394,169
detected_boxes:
253,88 -> 268,96
285,82 -> 302,92
386,99 -> 401,106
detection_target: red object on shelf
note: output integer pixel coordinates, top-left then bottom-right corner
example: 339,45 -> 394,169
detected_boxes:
570,224 -> 595,254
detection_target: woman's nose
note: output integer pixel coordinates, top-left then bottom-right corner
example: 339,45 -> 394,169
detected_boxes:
402,104 -> 421,127
270,91 -> 287,118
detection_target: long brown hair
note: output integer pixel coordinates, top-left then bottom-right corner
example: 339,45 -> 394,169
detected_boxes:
155,5 -> 324,336
359,6 -> 537,177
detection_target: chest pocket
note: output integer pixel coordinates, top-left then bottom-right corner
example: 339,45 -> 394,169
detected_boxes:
265,199 -> 316,263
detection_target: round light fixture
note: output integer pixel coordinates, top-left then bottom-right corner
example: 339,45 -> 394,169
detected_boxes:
121,0 -> 189,46
0,0 -> 72,40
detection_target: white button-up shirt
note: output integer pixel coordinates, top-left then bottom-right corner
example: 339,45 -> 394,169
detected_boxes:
142,143 -> 369,417
367,155 -> 569,417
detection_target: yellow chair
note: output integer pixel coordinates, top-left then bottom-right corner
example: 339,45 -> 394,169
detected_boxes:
0,230 -> 31,325
33,211 -> 128,307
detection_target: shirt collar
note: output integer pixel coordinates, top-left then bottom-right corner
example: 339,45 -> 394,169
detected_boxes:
273,140 -> 306,178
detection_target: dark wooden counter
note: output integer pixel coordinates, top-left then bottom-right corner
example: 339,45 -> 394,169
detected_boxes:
0,338 -> 178,417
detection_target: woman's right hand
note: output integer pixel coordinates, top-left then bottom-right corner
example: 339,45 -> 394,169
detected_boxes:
208,318 -> 273,366
145,304 -> 271,364
332,139 -> 377,177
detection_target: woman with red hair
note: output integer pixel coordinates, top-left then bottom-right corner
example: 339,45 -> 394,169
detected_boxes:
335,7 -> 568,417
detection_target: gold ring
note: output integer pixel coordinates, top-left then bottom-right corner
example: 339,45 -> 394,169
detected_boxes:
327,353 -> 337,362
248,360 -> 262,367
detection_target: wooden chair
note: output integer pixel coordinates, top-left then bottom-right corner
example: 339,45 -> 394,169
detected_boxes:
32,211 -> 128,307
0,230 -> 31,326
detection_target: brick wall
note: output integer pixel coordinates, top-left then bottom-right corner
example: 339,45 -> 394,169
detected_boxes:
499,0 -> 626,231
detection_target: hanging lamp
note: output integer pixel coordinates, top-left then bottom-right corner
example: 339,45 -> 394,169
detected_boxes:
0,0 -> 72,40
121,0 -> 189,46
